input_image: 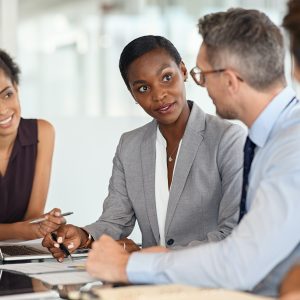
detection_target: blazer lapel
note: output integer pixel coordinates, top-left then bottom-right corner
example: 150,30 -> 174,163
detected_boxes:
165,103 -> 206,235
141,120 -> 160,244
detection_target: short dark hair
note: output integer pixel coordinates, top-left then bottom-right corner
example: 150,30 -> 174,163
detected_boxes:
0,49 -> 20,85
198,8 -> 285,90
283,0 -> 300,67
119,35 -> 182,89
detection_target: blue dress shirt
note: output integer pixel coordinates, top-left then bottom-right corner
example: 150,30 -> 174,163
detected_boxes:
126,87 -> 300,297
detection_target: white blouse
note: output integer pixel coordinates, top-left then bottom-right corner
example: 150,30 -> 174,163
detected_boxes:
155,127 -> 182,246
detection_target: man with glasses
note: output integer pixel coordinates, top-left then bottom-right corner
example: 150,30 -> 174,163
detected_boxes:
85,8 -> 300,297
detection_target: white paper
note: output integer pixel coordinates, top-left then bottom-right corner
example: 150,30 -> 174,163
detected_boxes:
0,258 -> 99,286
31,271 -> 97,285
0,259 -> 87,275
0,291 -> 59,300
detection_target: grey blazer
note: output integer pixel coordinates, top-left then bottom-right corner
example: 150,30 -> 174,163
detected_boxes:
85,101 -> 246,248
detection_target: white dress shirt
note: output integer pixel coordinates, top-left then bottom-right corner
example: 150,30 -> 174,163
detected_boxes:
126,87 -> 300,296
155,128 -> 182,246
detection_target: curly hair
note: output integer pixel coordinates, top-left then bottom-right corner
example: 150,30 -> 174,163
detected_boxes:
0,49 -> 21,85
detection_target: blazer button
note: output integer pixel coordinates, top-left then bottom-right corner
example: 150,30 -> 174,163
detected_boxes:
167,239 -> 174,246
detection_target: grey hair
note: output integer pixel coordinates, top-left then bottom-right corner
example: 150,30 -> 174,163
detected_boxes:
198,8 -> 286,90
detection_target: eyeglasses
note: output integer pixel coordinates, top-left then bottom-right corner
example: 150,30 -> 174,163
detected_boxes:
190,66 -> 225,87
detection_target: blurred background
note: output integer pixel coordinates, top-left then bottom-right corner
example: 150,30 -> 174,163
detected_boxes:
0,0 -> 298,242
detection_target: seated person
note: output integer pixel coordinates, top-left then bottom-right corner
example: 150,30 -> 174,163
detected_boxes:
0,49 -> 65,240
280,1 -> 300,299
43,35 -> 245,260
83,10 -> 300,299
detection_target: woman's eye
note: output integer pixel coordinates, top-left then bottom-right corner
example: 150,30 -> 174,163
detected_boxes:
138,86 -> 149,93
4,92 -> 13,99
163,74 -> 172,82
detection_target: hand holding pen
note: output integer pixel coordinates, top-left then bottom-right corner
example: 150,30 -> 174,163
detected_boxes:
30,209 -> 73,237
42,224 -> 88,262
30,211 -> 73,224
51,232 -> 73,262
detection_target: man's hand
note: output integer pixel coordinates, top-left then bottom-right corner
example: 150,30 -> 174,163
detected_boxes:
141,246 -> 169,253
86,234 -> 129,283
42,224 -> 89,262
116,238 -> 141,253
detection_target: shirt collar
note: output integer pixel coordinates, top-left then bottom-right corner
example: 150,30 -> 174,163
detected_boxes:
249,86 -> 296,148
156,127 -> 167,148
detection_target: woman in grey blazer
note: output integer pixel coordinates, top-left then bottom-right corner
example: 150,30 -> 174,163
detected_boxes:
42,35 -> 245,260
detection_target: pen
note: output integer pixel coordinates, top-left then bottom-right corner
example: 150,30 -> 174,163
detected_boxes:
67,265 -> 86,270
51,232 -> 73,261
29,211 -> 74,224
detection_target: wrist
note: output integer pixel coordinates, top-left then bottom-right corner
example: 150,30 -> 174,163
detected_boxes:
119,253 -> 130,283
79,228 -> 93,248
13,222 -> 37,240
9,222 -> 22,239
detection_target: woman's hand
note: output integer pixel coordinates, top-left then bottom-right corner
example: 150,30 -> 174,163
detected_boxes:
37,208 -> 67,236
28,208 -> 67,239
42,224 -> 89,262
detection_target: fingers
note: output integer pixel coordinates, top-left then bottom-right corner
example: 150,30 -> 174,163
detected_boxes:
42,233 -> 66,262
37,208 -> 67,235
44,209 -> 66,225
48,246 -> 66,262
56,225 -> 82,253
86,235 -> 129,282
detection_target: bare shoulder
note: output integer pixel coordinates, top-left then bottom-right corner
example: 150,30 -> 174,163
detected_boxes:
37,119 -> 55,141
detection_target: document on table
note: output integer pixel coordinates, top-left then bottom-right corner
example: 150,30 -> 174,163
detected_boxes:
33,271 -> 98,286
0,259 -> 99,285
0,258 -> 86,274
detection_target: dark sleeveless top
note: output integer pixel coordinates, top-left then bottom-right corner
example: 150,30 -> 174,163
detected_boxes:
0,118 -> 38,223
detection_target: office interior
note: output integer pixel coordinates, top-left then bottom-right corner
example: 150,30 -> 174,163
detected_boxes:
0,0 -> 299,243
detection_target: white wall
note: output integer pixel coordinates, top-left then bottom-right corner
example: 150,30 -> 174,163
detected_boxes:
45,116 -> 150,242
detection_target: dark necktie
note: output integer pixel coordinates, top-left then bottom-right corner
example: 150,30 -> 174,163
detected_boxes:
238,137 -> 256,222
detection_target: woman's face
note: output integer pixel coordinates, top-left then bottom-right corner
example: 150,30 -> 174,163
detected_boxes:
127,48 -> 188,125
0,70 -> 21,138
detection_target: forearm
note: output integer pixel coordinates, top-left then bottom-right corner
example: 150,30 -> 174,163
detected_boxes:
83,219 -> 131,240
0,222 -> 40,240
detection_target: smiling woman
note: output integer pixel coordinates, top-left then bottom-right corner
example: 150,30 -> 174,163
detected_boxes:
0,49 -> 66,241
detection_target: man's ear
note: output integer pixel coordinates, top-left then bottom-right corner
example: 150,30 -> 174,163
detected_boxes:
180,61 -> 188,81
223,70 -> 241,95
